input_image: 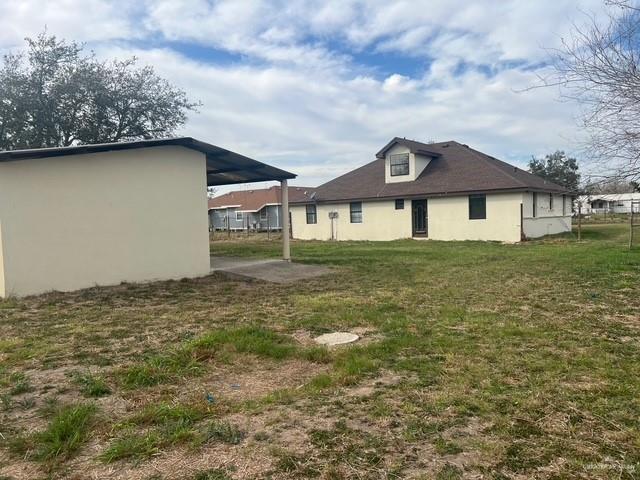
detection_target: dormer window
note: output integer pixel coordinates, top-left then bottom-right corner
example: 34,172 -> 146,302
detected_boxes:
390,153 -> 410,176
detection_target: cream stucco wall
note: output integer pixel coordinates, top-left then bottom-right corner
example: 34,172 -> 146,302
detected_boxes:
0,221 -> 5,298
428,193 -> 522,242
0,146 -> 210,297
292,192 -> 524,242
522,192 -> 572,238
291,200 -> 412,241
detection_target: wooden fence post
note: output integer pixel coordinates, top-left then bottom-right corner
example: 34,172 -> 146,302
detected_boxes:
630,203 -> 635,250
577,201 -> 582,242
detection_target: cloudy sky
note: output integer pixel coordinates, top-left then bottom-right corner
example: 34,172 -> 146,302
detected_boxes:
0,0 -> 609,191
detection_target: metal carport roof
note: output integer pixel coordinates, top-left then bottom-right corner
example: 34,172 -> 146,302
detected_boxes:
0,137 -> 296,186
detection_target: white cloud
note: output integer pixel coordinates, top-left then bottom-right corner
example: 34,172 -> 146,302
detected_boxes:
0,0 -> 139,49
382,73 -> 418,93
0,0 -> 613,192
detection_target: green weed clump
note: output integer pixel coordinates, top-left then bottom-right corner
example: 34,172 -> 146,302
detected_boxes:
102,402 -> 244,463
73,371 -> 111,397
10,403 -> 97,462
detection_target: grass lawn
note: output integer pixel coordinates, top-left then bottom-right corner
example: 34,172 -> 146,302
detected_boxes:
1,224 -> 639,479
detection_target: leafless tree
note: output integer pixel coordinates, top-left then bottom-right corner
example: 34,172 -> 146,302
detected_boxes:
543,1 -> 640,183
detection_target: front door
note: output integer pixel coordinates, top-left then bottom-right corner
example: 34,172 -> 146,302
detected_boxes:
412,199 -> 428,237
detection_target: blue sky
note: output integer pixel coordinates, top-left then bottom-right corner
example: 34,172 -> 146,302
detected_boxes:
0,0 -> 611,192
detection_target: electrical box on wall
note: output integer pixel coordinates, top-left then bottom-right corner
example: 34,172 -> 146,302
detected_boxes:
329,211 -> 338,219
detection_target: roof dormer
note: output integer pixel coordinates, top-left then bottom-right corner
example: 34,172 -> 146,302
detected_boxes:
377,137 -> 441,184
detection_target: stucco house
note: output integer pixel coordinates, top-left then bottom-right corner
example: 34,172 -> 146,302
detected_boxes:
208,185 -> 315,232
290,137 -> 573,242
0,137 -> 295,297
577,193 -> 640,214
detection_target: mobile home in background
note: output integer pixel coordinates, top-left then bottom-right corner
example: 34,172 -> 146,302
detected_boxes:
208,185 -> 315,232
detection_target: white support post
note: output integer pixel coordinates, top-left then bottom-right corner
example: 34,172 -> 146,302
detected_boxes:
281,179 -> 291,261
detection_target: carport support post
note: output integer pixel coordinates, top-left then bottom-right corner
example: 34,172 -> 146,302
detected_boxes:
281,179 -> 291,261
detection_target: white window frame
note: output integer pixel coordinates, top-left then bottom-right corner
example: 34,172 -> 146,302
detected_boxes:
236,211 -> 243,221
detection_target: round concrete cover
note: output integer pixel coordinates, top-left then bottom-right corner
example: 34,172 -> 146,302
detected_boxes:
314,332 -> 359,346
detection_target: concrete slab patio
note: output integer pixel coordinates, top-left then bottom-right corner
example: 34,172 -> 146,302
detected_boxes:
210,256 -> 331,283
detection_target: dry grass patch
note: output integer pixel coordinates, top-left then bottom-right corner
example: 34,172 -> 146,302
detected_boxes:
1,224 -> 639,479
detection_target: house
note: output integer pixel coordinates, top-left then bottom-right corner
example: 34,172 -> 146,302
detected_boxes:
290,137 -> 573,242
577,193 -> 640,214
0,137 -> 295,297
208,185 -> 315,232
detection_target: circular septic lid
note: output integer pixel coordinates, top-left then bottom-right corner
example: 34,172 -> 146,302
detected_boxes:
314,332 -> 359,346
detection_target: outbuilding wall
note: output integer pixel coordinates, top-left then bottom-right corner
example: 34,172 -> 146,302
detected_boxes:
0,146 -> 210,297
0,221 -> 5,298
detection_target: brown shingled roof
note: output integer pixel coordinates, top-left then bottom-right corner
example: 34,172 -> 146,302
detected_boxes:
208,185 -> 316,212
296,139 -> 570,204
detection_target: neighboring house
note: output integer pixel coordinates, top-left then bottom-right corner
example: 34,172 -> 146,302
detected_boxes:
577,193 -> 640,214
290,137 -> 573,243
208,185 -> 315,231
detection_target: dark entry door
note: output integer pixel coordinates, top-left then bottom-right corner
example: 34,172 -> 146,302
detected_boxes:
412,199 -> 428,237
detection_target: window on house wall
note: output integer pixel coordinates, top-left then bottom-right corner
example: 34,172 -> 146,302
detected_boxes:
532,193 -> 537,217
468,194 -> 486,219
260,208 -> 268,220
305,204 -> 317,224
390,153 -> 410,176
549,193 -> 554,212
350,202 -> 363,223
236,211 -> 243,221
562,195 -> 566,215
395,199 -> 404,210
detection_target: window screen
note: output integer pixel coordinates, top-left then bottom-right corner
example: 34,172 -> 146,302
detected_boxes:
390,153 -> 410,176
468,194 -> 486,220
305,204 -> 317,224
350,202 -> 363,223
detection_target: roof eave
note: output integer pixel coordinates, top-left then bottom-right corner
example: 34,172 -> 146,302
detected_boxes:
375,137 -> 442,159
0,137 -> 297,186
291,186 -> 572,204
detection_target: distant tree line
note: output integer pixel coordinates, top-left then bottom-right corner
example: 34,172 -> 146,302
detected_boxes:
0,32 -> 200,150
528,150 -> 640,194
528,151 -> 581,192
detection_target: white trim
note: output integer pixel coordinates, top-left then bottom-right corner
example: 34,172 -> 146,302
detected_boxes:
209,204 -> 241,210
237,202 -> 281,213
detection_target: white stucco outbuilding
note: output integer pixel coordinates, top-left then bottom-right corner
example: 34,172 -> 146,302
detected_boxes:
0,138 -> 295,297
